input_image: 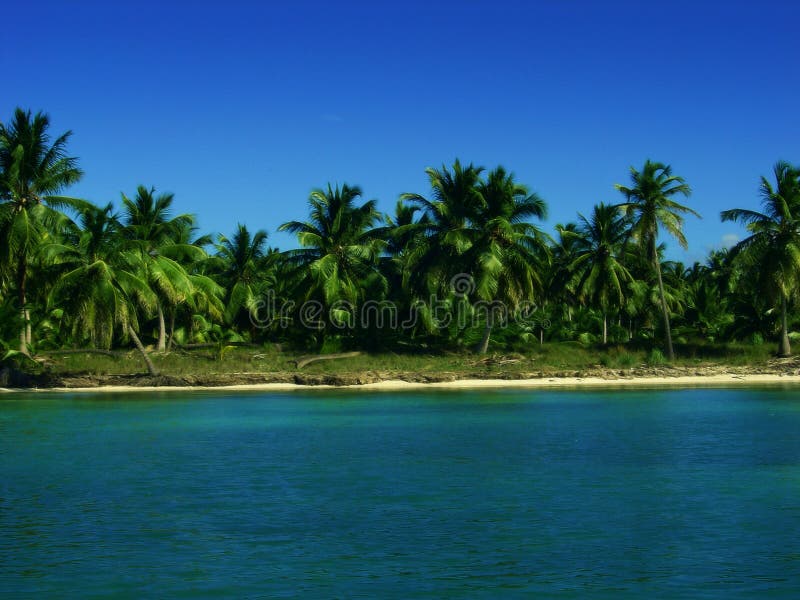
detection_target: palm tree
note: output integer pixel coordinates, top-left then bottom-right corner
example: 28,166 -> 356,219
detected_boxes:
548,222 -> 582,326
401,162 -> 549,352
121,185 -> 200,352
568,203 -> 632,344
0,108 -> 85,354
213,223 -> 271,327
46,203 -> 159,375
377,200 -> 428,320
278,184 -> 385,338
471,167 -> 549,353
615,160 -> 698,359
167,221 -> 224,350
682,275 -> 733,342
721,161 -> 800,356
400,160 -> 484,299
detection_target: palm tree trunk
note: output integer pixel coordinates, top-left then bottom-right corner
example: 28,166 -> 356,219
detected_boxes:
166,310 -> 176,353
779,294 -> 791,357
653,240 -> 675,360
602,312 -> 607,345
17,256 -> 29,356
19,316 -> 27,354
128,325 -> 159,376
477,311 -> 494,354
157,303 -> 166,353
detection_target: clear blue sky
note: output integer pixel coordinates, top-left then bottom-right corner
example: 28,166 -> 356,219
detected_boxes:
3,0 -> 799,262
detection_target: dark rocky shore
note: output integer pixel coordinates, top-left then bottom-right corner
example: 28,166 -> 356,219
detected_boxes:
3,357 -> 800,390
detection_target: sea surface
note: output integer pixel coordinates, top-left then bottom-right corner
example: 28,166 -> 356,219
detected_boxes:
2,387 -> 800,598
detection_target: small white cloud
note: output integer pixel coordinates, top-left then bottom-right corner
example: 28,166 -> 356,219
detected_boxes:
322,114 -> 344,123
721,233 -> 739,248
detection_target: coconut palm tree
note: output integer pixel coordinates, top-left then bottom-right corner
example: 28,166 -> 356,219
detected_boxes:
46,203 -> 159,375
121,185 -> 200,352
567,203 -> 632,344
615,160 -> 698,359
400,162 -> 550,352
279,184 -> 385,337
213,223 -> 271,327
721,161 -> 800,356
548,222 -> 582,325
470,166 -> 549,353
400,160 -> 484,299
165,221 -> 224,350
0,108 -> 85,354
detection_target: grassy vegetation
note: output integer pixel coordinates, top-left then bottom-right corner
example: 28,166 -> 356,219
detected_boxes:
2,108 -> 799,378
28,340 -> 781,384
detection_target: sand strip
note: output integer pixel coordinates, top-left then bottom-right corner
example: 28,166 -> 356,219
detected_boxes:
2,373 -> 800,394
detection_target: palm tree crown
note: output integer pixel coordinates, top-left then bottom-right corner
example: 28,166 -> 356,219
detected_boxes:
616,159 -> 698,359
721,160 -> 800,356
568,203 -> 633,343
213,224 -> 271,325
120,185 -> 201,352
279,183 -> 385,309
0,108 -> 85,354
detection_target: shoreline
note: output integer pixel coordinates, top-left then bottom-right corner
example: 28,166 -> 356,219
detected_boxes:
3,373 -> 800,394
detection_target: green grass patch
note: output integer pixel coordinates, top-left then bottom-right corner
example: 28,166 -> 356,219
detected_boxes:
30,339 -> 782,381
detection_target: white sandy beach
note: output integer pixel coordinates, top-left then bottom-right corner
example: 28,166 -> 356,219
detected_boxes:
2,373 -> 800,394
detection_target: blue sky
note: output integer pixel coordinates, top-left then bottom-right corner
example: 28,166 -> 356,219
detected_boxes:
3,0 -> 799,262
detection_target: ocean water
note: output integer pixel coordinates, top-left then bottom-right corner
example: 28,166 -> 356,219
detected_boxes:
2,387 -> 800,598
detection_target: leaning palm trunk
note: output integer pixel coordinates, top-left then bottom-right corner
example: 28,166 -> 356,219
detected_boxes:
477,311 -> 494,354
779,294 -> 791,357
653,239 -> 675,360
602,312 -> 607,345
128,325 -> 159,376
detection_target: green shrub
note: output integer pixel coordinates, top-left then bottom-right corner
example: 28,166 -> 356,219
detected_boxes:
617,352 -> 637,368
647,348 -> 667,366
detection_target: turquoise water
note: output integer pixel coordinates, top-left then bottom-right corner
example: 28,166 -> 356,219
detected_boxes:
2,388 -> 800,597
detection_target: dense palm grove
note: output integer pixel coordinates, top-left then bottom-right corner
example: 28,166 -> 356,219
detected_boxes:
1,108 -> 799,372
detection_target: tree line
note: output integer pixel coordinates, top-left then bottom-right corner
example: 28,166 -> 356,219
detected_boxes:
1,108 -> 798,373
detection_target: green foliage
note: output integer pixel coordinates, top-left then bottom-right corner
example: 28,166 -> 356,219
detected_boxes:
616,352 -> 638,368
1,107 -> 799,368
647,349 -> 667,366
615,160 -> 699,360
722,161 -> 800,356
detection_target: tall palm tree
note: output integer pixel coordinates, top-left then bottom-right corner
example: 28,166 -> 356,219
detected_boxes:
567,203 -> 632,344
0,108 -> 85,354
721,161 -> 800,356
400,160 -> 484,299
213,223 -> 271,327
549,222 -> 582,325
401,162 -> 549,352
378,201 -> 428,305
166,221 -> 224,350
279,184 -> 385,336
121,185 -> 199,352
615,160 -> 698,359
46,203 -> 159,375
471,166 -> 549,353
